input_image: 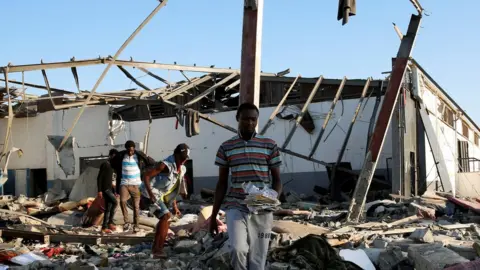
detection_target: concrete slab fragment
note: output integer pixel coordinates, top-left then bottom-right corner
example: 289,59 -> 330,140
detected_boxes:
48,135 -> 75,176
408,244 -> 469,270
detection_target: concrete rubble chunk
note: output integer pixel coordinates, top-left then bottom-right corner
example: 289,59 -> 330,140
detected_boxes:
268,262 -> 291,270
339,249 -> 375,270
447,244 -> 477,260
444,259 -> 480,270
378,247 -> 409,270
364,248 -> 383,265
408,244 -> 469,270
206,243 -> 231,270
373,238 -> 390,248
174,240 -> 201,254
409,228 -> 434,243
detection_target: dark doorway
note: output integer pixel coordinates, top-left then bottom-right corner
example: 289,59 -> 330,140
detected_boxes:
80,156 -> 108,175
457,140 -> 470,172
184,159 -> 194,197
30,169 -> 47,197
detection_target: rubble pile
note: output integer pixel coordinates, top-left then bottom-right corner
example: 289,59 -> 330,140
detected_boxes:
1,187 -> 480,269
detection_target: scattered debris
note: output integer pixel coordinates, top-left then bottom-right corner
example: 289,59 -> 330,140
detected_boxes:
0,183 -> 479,269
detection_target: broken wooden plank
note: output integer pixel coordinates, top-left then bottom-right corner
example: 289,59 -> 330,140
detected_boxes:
347,14 -> 422,222
438,223 -> 474,230
387,215 -> 420,228
56,0 -> 169,151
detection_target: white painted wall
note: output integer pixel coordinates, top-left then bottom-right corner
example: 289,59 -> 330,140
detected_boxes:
1,95 -> 391,189
0,112 -> 52,169
418,70 -> 480,196
119,98 -> 392,179
0,106 -> 112,182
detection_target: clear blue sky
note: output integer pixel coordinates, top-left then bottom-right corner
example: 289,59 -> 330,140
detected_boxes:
1,1 -> 479,122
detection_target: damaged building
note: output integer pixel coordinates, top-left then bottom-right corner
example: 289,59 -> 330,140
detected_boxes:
3,1 -> 480,269
0,59 -> 479,201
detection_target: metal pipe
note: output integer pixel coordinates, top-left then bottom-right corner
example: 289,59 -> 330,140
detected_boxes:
309,77 -> 347,158
282,76 -> 323,149
260,74 -> 301,135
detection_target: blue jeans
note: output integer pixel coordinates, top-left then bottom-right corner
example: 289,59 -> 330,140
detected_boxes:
140,196 -> 170,219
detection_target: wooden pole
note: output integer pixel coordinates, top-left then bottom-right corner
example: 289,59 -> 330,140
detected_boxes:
239,0 -> 264,110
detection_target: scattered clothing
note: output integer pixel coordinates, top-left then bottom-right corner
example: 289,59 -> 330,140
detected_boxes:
215,133 -> 282,212
185,109 -> 200,137
269,234 -> 362,270
175,109 -> 185,127
119,185 -> 141,227
226,209 -> 273,270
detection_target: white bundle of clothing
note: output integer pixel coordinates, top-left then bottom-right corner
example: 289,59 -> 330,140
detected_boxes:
243,183 -> 281,213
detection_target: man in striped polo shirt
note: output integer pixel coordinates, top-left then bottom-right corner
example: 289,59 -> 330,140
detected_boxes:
209,103 -> 282,270
112,140 -> 155,232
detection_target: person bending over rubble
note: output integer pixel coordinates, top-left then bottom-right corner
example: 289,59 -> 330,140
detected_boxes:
141,143 -> 190,258
97,148 -> 119,234
209,103 -> 283,270
112,140 -> 155,232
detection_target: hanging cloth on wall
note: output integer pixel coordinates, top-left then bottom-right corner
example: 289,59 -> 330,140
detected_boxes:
185,109 -> 200,137
175,109 -> 185,130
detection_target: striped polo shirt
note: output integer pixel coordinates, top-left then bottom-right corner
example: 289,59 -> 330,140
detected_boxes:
215,133 -> 282,212
120,154 -> 142,186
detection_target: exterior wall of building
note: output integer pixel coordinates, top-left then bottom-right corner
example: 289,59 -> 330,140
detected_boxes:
120,98 -> 392,195
0,106 -> 112,189
1,96 -> 391,195
418,69 -> 480,197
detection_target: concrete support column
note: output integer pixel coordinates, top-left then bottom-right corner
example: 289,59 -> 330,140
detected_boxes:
239,0 -> 264,109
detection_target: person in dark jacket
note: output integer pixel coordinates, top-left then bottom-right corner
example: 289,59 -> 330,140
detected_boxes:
97,149 -> 119,234
111,140 -> 155,232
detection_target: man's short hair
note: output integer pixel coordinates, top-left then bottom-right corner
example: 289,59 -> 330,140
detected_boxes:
125,140 -> 135,149
174,143 -> 190,154
236,102 -> 259,119
109,149 -> 118,156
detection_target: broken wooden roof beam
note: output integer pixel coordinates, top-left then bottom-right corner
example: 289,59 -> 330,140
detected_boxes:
137,67 -> 170,86
57,0 -> 169,151
117,65 -> 151,91
308,77 -> 348,159
1,58 -> 277,76
282,76 -> 323,149
259,74 -> 301,135
0,78 -> 74,95
185,72 -> 239,107
161,75 -> 214,101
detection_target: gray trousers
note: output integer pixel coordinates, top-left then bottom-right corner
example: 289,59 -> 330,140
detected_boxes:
226,209 -> 273,270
